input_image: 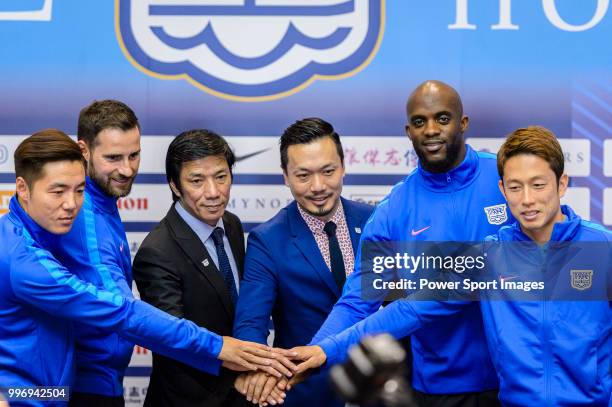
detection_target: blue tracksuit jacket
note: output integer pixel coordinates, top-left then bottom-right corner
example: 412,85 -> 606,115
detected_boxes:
312,145 -> 511,394
0,196 -> 223,406
54,178 -> 135,396
317,205 -> 611,406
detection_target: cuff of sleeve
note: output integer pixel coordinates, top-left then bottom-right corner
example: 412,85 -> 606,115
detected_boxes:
317,337 -> 340,366
210,332 -> 223,358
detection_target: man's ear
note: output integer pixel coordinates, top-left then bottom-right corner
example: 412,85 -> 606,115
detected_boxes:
557,173 -> 569,199
405,124 -> 413,142
498,179 -> 506,201
77,140 -> 90,162
169,181 -> 181,199
282,170 -> 290,187
15,177 -> 30,203
460,115 -> 469,133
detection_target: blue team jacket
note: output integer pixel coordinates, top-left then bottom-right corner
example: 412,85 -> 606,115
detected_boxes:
54,178 -> 135,396
318,206 -> 611,406
312,145 -> 510,394
0,196 -> 223,406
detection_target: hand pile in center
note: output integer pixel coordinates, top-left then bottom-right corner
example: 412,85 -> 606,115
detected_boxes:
234,345 -> 328,406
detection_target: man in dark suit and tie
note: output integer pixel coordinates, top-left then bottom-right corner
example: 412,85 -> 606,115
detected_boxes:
233,118 -> 374,406
133,129 -> 251,407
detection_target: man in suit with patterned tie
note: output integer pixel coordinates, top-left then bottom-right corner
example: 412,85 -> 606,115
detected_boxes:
233,118 -> 374,406
133,129 -> 273,407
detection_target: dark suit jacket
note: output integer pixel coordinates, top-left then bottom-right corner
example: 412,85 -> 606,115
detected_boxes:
233,198 -> 374,407
133,205 -> 246,407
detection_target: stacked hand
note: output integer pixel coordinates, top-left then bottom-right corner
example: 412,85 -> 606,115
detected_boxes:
234,345 -> 327,405
219,336 -> 300,378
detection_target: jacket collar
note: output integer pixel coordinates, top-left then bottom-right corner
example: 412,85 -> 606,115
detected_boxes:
165,205 -> 238,317
85,177 -> 119,214
503,205 -> 581,242
8,195 -> 57,247
417,144 -> 479,192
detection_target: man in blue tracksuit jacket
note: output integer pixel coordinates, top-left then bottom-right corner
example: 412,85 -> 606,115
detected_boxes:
0,131 -> 294,407
0,131 -> 221,406
303,126 -> 611,406
55,100 -> 144,404
307,81 -> 511,405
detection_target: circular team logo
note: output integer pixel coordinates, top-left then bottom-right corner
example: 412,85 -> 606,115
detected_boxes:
116,0 -> 385,101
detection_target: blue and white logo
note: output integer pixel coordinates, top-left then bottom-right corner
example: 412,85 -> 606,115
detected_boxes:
484,204 -> 508,225
116,0 -> 384,101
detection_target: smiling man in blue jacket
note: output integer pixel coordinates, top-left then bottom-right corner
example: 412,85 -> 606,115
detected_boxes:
59,99 -> 143,406
295,126 -> 611,406
0,130 -> 296,407
232,118 -> 374,406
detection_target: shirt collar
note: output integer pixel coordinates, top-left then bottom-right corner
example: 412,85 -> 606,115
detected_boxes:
504,205 -> 581,242
297,199 -> 345,234
85,176 -> 119,214
175,201 -> 224,242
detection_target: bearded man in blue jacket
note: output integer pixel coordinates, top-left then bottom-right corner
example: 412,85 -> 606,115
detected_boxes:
232,118 -> 374,407
294,126 -> 611,406
0,130 -> 296,407
59,99 -> 144,406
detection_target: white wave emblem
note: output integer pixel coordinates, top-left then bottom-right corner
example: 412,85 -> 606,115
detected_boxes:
117,0 -> 384,100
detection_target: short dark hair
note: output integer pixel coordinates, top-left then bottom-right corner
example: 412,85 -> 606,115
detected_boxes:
280,118 -> 344,171
497,126 -> 564,183
166,129 -> 235,202
15,129 -> 86,188
77,99 -> 139,147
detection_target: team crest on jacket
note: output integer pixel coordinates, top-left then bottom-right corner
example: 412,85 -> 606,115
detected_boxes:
483,204 -> 508,225
116,0 -> 385,101
570,269 -> 592,290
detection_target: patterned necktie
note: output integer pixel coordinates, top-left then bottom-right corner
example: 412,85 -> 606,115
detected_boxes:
323,221 -> 346,290
211,227 -> 238,305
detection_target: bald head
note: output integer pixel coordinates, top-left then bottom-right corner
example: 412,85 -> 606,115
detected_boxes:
407,80 -> 464,118
404,80 -> 468,173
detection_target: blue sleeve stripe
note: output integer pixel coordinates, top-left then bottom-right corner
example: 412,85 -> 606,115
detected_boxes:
82,193 -> 122,296
579,220 -> 612,236
20,227 -> 124,307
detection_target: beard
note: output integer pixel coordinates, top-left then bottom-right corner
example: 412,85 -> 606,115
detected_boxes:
88,164 -> 135,198
306,205 -> 334,219
414,138 -> 464,174
300,196 -> 340,221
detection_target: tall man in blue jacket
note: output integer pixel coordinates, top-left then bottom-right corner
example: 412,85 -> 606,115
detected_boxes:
53,100 -> 295,406
292,81 -> 511,406
294,126 -> 611,406
233,118 -> 374,406
60,99 -> 142,406
0,130 -> 295,407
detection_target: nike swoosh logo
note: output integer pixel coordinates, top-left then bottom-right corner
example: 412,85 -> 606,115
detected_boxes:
235,148 -> 270,162
411,226 -> 431,236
